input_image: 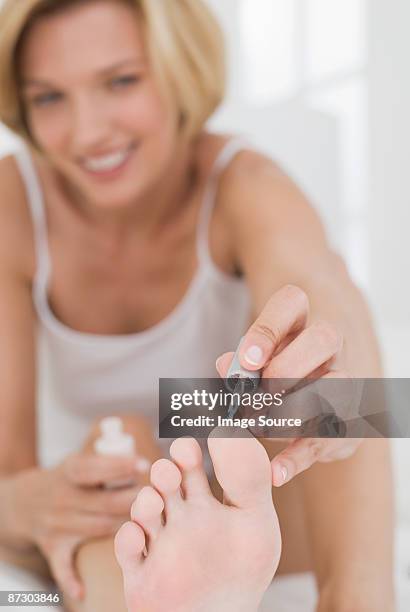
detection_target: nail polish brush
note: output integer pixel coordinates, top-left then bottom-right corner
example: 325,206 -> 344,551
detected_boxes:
225,337 -> 261,418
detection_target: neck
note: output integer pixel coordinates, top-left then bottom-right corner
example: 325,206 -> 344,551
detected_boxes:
134,137 -> 199,235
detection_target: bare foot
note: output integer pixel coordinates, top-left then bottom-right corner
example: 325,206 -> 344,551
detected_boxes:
114,430 -> 281,612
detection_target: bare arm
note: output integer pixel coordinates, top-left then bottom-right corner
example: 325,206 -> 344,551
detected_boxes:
0,156 -> 38,547
222,152 -> 394,608
0,158 -> 165,604
0,157 -> 54,582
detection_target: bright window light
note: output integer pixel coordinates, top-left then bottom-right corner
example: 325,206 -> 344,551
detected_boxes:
305,0 -> 366,80
240,0 -> 297,103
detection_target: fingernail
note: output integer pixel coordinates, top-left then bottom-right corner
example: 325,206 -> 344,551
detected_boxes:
135,457 -> 150,473
273,463 -> 288,486
244,345 -> 263,366
215,356 -> 223,371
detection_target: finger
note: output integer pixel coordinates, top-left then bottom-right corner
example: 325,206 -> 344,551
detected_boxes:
239,285 -> 309,370
260,367 -> 349,427
271,438 -> 327,486
48,539 -> 84,601
315,438 -> 360,462
308,369 -> 362,423
272,438 -> 359,485
263,320 -> 343,381
64,453 -> 138,487
285,369 -> 360,426
56,510 -> 127,538
215,352 -> 234,377
215,335 -> 300,377
75,485 -> 140,517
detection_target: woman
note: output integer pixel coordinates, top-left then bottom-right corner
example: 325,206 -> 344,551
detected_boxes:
0,0 -> 394,610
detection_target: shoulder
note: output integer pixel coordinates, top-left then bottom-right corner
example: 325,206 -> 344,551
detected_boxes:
218,141 -> 305,213
195,131 -> 286,212
0,154 -> 35,281
213,139 -> 327,246
199,134 -> 332,273
198,132 -> 304,213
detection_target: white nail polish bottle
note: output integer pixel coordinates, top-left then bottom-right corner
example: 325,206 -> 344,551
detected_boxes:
94,416 -> 136,488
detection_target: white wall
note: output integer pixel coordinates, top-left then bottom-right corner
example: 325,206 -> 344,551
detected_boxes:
0,122 -> 21,155
368,0 -> 410,329
205,0 -> 246,105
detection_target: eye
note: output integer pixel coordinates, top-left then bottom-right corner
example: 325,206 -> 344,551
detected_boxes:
31,92 -> 63,107
110,74 -> 140,89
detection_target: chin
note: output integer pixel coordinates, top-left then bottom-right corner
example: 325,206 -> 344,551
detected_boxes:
76,174 -> 144,209
92,189 -> 142,211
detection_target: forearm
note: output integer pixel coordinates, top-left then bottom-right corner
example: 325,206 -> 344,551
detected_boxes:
304,275 -> 394,597
301,438 -> 394,582
0,542 -> 51,581
0,472 -> 35,550
0,472 -> 52,580
301,441 -> 395,612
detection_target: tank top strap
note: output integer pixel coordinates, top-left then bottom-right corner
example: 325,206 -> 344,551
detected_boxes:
196,136 -> 249,268
14,146 -> 51,294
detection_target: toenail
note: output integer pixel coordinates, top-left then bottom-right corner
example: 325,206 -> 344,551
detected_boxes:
281,466 -> 288,483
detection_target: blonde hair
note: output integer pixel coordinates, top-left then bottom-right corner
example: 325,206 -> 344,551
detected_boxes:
0,0 -> 226,143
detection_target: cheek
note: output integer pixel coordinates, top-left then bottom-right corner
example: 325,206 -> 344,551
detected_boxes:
121,84 -> 178,139
28,108 -> 69,152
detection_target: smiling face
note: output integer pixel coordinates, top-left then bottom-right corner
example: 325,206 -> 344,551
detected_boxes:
18,0 -> 181,209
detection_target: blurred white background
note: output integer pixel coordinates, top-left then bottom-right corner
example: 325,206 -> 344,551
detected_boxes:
0,0 -> 410,605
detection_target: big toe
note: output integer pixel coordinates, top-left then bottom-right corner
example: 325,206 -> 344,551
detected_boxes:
208,427 -> 273,509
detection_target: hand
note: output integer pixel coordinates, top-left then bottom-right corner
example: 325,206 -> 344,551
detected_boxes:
216,284 -> 362,486
13,452 -> 140,600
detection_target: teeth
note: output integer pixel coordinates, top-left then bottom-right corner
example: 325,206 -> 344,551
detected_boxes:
83,148 -> 130,172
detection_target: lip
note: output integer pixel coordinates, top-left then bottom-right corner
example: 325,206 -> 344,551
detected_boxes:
79,142 -> 138,181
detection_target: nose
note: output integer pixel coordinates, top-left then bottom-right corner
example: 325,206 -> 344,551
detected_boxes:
69,94 -> 113,153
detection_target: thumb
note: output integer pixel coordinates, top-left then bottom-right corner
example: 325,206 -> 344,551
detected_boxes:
215,352 -> 234,377
49,539 -> 84,601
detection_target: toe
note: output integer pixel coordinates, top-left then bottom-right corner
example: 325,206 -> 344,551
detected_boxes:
150,458 -> 183,518
208,427 -> 273,509
114,521 -> 146,573
170,438 -> 211,500
131,486 -> 164,542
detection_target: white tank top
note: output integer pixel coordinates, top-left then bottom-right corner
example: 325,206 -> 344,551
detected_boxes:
12,138 -> 251,467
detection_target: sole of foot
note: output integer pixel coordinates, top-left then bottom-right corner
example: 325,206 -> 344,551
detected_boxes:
115,428 -> 281,612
